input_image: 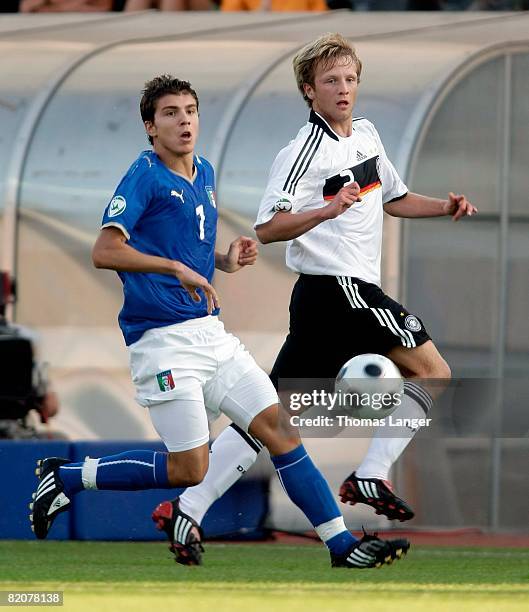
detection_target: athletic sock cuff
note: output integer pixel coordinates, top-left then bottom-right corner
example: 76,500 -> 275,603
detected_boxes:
229,423 -> 263,455
271,444 -> 307,470
403,381 -> 433,414
154,451 -> 170,488
81,457 -> 99,490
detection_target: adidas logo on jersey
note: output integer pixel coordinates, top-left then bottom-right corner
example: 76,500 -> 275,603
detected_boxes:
356,150 -> 367,162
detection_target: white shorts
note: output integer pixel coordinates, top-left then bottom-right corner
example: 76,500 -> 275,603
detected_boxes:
128,316 -> 279,451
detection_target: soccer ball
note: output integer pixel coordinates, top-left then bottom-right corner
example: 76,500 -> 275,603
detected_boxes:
335,353 -> 403,419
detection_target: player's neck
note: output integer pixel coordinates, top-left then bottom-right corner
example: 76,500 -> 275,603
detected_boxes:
336,123 -> 352,137
327,118 -> 352,138
154,147 -> 195,179
313,108 -> 353,138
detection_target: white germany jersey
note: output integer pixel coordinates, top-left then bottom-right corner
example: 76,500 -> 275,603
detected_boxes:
255,110 -> 407,286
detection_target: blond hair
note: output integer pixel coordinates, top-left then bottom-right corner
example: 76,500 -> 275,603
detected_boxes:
293,33 -> 362,107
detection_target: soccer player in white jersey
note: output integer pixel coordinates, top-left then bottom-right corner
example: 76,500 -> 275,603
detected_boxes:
29,74 -> 409,569
171,33 -> 477,530
259,32 -> 477,520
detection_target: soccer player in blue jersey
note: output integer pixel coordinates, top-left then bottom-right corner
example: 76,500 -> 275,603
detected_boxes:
29,75 -> 409,569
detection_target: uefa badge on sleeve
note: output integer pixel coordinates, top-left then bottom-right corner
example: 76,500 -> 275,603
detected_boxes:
205,186 -> 217,208
156,370 -> 175,392
108,195 -> 126,217
274,198 -> 292,212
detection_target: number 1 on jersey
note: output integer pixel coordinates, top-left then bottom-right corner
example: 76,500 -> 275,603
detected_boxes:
196,205 -> 205,240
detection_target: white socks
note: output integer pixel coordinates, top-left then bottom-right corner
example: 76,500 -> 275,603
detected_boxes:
315,516 -> 348,543
178,423 -> 261,525
178,383 -> 433,524
356,382 -> 433,481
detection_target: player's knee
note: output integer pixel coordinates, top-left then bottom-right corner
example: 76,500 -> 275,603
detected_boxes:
423,360 -> 451,400
426,358 -> 451,381
251,404 -> 280,430
414,357 -> 451,380
192,458 -> 209,485
178,472 -> 205,488
166,450 -> 208,487
249,404 -> 287,440
168,466 -> 206,488
437,360 -> 451,381
249,405 -> 301,455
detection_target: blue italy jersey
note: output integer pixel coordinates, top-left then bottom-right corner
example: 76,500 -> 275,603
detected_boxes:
101,150 -> 219,345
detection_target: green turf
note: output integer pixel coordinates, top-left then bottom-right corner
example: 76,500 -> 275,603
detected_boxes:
1,542 -> 528,612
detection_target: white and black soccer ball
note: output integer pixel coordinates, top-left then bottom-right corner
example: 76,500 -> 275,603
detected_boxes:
335,353 -> 403,419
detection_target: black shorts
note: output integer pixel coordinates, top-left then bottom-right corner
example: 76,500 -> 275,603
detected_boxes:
270,274 -> 431,386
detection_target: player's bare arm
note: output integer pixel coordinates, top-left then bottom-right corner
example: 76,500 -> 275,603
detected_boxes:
215,236 -> 258,273
256,182 -> 361,244
93,226 -> 219,313
384,191 -> 478,221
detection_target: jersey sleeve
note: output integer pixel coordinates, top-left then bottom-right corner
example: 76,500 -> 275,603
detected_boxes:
199,156 -> 216,190
368,122 -> 408,204
255,136 -> 320,227
101,156 -> 156,240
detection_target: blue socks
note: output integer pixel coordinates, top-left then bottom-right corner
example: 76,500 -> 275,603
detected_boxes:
271,444 -> 357,555
58,443 -> 356,556
60,450 -> 170,496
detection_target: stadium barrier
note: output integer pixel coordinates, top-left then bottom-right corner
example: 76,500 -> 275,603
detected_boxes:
0,440 -> 269,541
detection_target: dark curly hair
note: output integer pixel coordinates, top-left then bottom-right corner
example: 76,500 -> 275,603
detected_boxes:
140,75 -> 199,145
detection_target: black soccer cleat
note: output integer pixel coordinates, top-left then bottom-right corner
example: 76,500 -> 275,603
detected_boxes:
30,457 -> 71,539
339,471 -> 415,522
152,499 -> 204,566
331,531 -> 410,569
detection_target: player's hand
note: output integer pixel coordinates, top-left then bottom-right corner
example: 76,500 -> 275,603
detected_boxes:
224,236 -> 258,272
322,182 -> 362,220
174,262 -> 219,314
444,192 -> 478,221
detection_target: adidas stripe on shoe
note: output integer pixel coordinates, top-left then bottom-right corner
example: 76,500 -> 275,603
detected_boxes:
331,531 -> 410,569
339,471 -> 415,521
30,458 -> 71,539
152,499 -> 204,566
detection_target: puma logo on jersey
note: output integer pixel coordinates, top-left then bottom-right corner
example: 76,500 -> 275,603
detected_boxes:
171,190 -> 184,203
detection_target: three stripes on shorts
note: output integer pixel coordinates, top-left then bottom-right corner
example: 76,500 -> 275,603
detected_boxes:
337,276 -> 417,349
337,275 -> 434,416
